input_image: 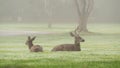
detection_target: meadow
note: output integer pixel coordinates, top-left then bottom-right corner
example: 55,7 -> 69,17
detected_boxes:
0,22 -> 120,68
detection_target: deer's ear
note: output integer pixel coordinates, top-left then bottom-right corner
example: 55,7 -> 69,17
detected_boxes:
28,36 -> 31,40
70,32 -> 75,37
31,36 -> 36,41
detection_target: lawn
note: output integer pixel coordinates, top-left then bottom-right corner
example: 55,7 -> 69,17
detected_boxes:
0,22 -> 120,68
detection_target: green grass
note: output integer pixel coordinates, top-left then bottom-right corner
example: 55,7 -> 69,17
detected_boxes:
0,23 -> 120,68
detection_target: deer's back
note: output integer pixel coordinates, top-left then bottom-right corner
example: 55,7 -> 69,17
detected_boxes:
52,44 -> 80,51
31,45 -> 43,52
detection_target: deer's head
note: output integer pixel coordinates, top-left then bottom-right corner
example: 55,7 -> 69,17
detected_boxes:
70,32 -> 85,44
25,36 -> 36,46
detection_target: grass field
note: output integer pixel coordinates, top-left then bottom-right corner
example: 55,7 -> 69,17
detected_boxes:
0,23 -> 120,68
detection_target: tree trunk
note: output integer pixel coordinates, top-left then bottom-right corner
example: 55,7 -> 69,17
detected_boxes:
76,17 -> 89,33
48,22 -> 52,28
82,23 -> 88,32
81,17 -> 88,32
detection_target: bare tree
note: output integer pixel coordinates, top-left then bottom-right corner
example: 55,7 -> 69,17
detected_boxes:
74,0 -> 94,33
44,0 -> 68,28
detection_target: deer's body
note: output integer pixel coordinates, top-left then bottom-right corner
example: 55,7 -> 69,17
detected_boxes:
25,36 -> 43,52
51,32 -> 84,51
52,44 -> 80,51
30,45 -> 43,52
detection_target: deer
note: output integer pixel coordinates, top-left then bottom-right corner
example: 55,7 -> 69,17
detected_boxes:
25,36 -> 43,52
51,31 -> 85,51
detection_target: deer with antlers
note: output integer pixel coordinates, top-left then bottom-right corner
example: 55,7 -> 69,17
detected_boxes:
51,30 -> 85,51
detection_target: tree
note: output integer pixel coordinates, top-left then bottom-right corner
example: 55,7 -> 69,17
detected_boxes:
74,0 -> 94,33
44,0 -> 53,28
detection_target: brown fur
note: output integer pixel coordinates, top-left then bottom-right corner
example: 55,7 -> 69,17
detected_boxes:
52,32 -> 85,51
25,36 -> 43,52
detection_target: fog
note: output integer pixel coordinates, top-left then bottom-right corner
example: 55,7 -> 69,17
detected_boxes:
0,0 -> 119,23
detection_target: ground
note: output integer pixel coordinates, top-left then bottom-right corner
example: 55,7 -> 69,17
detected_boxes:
0,22 -> 120,68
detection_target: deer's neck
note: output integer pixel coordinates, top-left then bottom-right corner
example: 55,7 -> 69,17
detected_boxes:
75,39 -> 80,46
75,39 -> 81,51
28,43 -> 33,49
75,41 -> 80,46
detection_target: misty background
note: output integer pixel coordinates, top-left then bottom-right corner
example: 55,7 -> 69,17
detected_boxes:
0,0 -> 120,23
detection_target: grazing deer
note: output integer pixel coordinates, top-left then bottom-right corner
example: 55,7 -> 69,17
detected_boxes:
51,32 -> 85,51
25,36 -> 43,52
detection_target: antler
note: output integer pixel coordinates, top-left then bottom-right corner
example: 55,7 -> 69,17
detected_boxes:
73,24 -> 82,36
70,27 -> 79,36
